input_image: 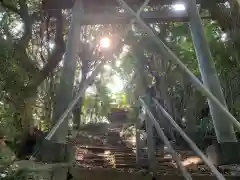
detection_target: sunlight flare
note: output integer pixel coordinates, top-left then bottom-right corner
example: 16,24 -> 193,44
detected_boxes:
100,37 -> 111,49
221,33 -> 227,41
107,75 -> 124,93
116,60 -> 121,67
172,3 -> 186,11
104,64 -> 111,71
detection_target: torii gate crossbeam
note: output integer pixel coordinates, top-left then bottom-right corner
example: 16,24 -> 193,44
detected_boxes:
43,0 -> 226,10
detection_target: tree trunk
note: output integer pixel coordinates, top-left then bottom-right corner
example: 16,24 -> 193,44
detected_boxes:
184,93 -> 198,142
73,98 -> 83,129
13,95 -> 37,135
203,1 -> 240,58
154,58 -> 175,140
40,3 -> 84,180
73,42 -> 91,129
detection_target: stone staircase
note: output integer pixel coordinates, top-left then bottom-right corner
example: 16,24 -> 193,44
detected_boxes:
73,127 -> 212,176
10,127 -> 240,180
29,124 -> 236,180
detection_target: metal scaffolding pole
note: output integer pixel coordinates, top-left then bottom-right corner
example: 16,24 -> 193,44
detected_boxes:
186,0 -> 237,142
52,0 -> 83,143
140,98 -> 192,180
152,98 -> 226,180
143,95 -> 157,173
135,107 -> 142,167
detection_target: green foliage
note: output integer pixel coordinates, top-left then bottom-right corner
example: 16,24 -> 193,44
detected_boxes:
196,117 -> 215,139
82,82 -> 113,123
1,168 -> 41,180
0,102 -> 20,140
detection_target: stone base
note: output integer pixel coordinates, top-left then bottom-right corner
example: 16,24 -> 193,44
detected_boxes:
13,161 -> 70,180
206,142 -> 240,166
35,139 -> 73,163
219,165 -> 240,176
33,139 -> 74,180
71,168 -> 240,180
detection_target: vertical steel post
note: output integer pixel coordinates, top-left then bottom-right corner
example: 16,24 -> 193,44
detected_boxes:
52,0 -> 84,143
143,95 -> 157,174
135,107 -> 141,167
132,49 -> 148,167
187,0 -> 237,142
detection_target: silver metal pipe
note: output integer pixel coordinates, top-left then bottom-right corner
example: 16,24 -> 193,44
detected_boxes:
139,98 -> 192,180
153,98 -> 226,180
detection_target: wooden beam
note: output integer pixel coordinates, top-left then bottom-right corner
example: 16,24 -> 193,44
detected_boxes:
43,0 -> 225,10
80,11 -> 211,25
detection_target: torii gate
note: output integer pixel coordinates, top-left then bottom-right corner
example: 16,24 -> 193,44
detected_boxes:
40,0 -> 240,178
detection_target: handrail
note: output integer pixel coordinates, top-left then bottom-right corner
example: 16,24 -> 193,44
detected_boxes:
152,98 -> 226,180
139,97 -> 192,180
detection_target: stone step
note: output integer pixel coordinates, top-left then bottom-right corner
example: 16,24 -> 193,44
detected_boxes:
115,164 -> 138,168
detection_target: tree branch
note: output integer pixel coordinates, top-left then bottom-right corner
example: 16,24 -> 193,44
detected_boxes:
0,0 -> 19,14
18,0 -> 32,47
202,1 -> 240,38
22,10 -> 65,97
12,0 -> 40,77
39,10 -> 65,81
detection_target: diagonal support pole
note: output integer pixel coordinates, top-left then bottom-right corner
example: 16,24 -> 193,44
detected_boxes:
142,95 -> 157,174
152,98 -> 226,180
140,97 -> 193,180
115,0 -> 240,132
